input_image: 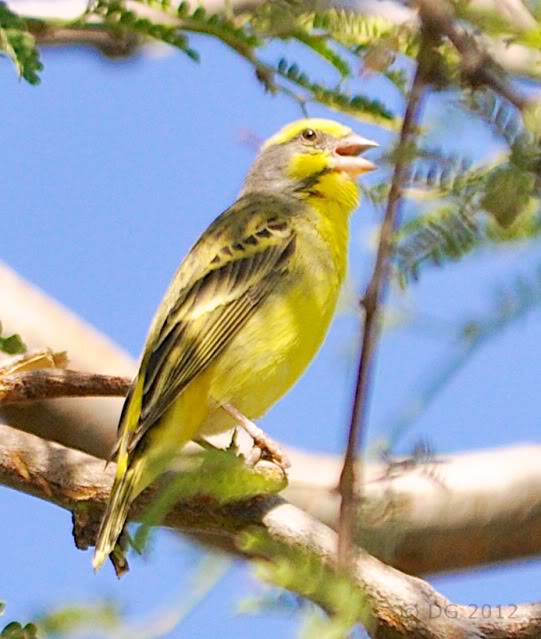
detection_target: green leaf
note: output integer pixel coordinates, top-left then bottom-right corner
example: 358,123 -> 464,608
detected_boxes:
0,329 -> 26,355
133,447 -> 287,553
0,2 -> 43,84
35,603 -> 120,636
240,531 -> 371,637
0,622 -> 38,639
481,165 -> 536,227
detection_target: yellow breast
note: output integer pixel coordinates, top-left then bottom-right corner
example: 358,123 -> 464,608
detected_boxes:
199,189 -> 353,435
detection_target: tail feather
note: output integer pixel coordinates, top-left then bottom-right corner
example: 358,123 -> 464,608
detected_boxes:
93,464 -> 141,572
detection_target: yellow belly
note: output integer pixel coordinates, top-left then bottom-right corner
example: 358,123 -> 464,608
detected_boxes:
201,267 -> 340,434
148,204 -> 350,467
151,249 -> 345,458
138,259 -> 343,493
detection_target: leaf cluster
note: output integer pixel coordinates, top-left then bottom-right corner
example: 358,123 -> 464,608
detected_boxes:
394,92 -> 541,284
0,322 -> 26,355
0,622 -> 37,639
0,2 -> 42,84
132,445 -> 287,555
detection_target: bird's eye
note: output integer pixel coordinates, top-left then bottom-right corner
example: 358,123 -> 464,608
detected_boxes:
301,128 -> 317,142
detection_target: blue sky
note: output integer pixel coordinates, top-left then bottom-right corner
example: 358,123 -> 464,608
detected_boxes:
1,12 -> 541,638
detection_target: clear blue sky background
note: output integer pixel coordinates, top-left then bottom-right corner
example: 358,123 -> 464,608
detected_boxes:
1,8 -> 541,638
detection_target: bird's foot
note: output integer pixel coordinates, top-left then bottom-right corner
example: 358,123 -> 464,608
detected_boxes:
221,402 -> 290,470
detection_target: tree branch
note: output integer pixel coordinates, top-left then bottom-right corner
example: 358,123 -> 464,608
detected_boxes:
416,0 -> 529,111
1,420 -> 541,638
0,368 -> 130,405
338,27 -> 431,566
4,262 -> 541,575
7,0 -> 541,82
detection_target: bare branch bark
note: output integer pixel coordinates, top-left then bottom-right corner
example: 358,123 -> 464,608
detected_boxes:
4,358 -> 541,574
4,262 -> 541,576
1,420 -> 541,638
0,369 -> 130,405
0,262 -> 132,458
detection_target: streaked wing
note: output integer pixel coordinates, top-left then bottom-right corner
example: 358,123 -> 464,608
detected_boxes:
123,199 -> 296,454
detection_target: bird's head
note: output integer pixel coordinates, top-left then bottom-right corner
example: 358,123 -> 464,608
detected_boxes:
242,118 -> 378,210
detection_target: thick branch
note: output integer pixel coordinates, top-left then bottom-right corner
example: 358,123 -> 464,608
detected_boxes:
0,261 -> 132,458
5,369 -> 541,577
288,444 -> 541,575
1,421 -> 540,639
4,263 -> 541,575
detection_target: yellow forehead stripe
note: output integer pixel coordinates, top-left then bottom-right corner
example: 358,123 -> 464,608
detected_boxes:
263,118 -> 353,148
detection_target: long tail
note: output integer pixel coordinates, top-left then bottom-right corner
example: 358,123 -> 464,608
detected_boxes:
92,463 -> 142,572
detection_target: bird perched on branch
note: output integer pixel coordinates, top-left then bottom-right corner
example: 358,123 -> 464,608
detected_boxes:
93,118 -> 378,573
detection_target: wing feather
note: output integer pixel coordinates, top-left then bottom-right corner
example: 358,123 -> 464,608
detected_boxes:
119,197 -> 297,456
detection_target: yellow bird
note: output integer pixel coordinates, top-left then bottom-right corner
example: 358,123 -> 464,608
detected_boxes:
93,118 -> 377,571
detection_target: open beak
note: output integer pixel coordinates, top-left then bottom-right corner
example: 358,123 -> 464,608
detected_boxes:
332,133 -> 378,178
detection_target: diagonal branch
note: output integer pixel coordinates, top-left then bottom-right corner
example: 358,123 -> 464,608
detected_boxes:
416,0 -> 529,111
3,363 -> 541,575
3,362 -> 541,575
1,420 -> 541,638
4,264 -> 541,575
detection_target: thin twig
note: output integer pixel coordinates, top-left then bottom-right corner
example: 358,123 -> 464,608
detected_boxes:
416,0 -> 528,111
0,369 -> 130,405
337,33 -> 432,567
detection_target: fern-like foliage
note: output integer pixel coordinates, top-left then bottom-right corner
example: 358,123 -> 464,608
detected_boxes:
463,91 -> 541,177
406,147 -> 478,198
395,98 -> 541,285
0,2 -> 42,84
275,56 -> 392,123
393,146 -> 482,283
464,91 -> 524,147
251,4 -> 352,76
94,0 -> 264,60
307,9 -> 413,52
87,1 -> 396,125
395,206 -> 482,285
